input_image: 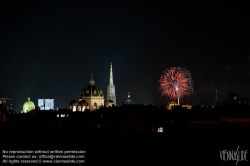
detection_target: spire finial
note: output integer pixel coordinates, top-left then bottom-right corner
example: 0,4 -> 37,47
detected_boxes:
89,73 -> 95,85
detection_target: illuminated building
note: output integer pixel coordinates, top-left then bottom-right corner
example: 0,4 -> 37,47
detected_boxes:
0,97 -> 12,110
106,100 -> 114,107
38,99 -> 54,110
22,97 -> 35,113
167,101 -> 178,110
69,63 -> 116,111
239,98 -> 249,106
157,127 -> 163,132
106,62 -> 116,106
69,100 -> 78,112
69,74 -> 104,112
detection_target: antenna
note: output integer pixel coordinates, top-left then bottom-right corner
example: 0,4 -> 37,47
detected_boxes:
127,92 -> 131,104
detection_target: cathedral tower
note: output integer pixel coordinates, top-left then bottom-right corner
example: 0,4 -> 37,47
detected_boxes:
107,62 -> 116,106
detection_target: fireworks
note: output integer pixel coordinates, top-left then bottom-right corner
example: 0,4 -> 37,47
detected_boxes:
159,67 -> 193,104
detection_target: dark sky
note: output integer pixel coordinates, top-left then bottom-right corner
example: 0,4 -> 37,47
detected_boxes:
1,1 -> 250,110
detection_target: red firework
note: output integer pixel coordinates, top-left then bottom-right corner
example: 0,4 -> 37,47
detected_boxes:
159,67 -> 193,102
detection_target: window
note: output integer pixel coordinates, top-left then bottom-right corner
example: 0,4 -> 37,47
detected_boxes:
61,114 -> 65,117
56,114 -> 60,118
73,106 -> 76,112
158,127 -> 163,132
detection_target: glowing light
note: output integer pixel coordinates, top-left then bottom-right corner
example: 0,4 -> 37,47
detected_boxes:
158,127 -> 163,132
159,67 -> 193,105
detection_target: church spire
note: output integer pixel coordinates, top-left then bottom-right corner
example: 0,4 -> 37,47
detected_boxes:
107,62 -> 116,106
109,62 -> 113,85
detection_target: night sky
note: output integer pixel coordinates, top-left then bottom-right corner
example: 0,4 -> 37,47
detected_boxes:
1,1 -> 250,110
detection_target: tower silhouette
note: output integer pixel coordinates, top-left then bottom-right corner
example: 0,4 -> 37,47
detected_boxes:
106,62 -> 116,106
127,92 -> 131,104
215,89 -> 219,105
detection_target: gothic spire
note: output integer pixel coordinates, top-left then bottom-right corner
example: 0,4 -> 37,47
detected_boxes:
109,62 -> 113,85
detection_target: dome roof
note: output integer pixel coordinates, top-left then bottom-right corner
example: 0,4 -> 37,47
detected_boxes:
23,97 -> 35,112
80,85 -> 104,98
70,100 -> 77,105
79,74 -> 104,98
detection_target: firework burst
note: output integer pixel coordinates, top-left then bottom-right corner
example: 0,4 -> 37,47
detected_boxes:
158,67 -> 193,104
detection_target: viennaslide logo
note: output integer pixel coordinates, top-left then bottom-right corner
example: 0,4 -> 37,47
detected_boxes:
219,146 -> 248,165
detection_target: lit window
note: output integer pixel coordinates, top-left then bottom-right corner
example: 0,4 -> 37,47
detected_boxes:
158,127 -> 163,132
73,106 -> 76,112
56,114 -> 60,118
66,114 -> 69,117
82,106 -> 85,112
61,114 -> 65,117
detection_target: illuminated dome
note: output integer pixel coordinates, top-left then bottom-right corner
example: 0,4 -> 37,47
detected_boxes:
78,74 -> 104,111
22,97 -> 35,113
79,75 -> 104,98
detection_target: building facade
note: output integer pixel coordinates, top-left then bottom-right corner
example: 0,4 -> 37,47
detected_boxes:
0,97 -> 12,110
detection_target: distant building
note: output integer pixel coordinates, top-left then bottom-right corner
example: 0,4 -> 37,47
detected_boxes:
70,63 -> 116,111
167,101 -> 178,110
239,98 -> 249,106
38,99 -> 54,110
69,74 -> 104,112
0,97 -> 12,110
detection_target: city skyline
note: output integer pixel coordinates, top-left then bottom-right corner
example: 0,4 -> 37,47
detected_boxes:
1,1 -> 250,109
